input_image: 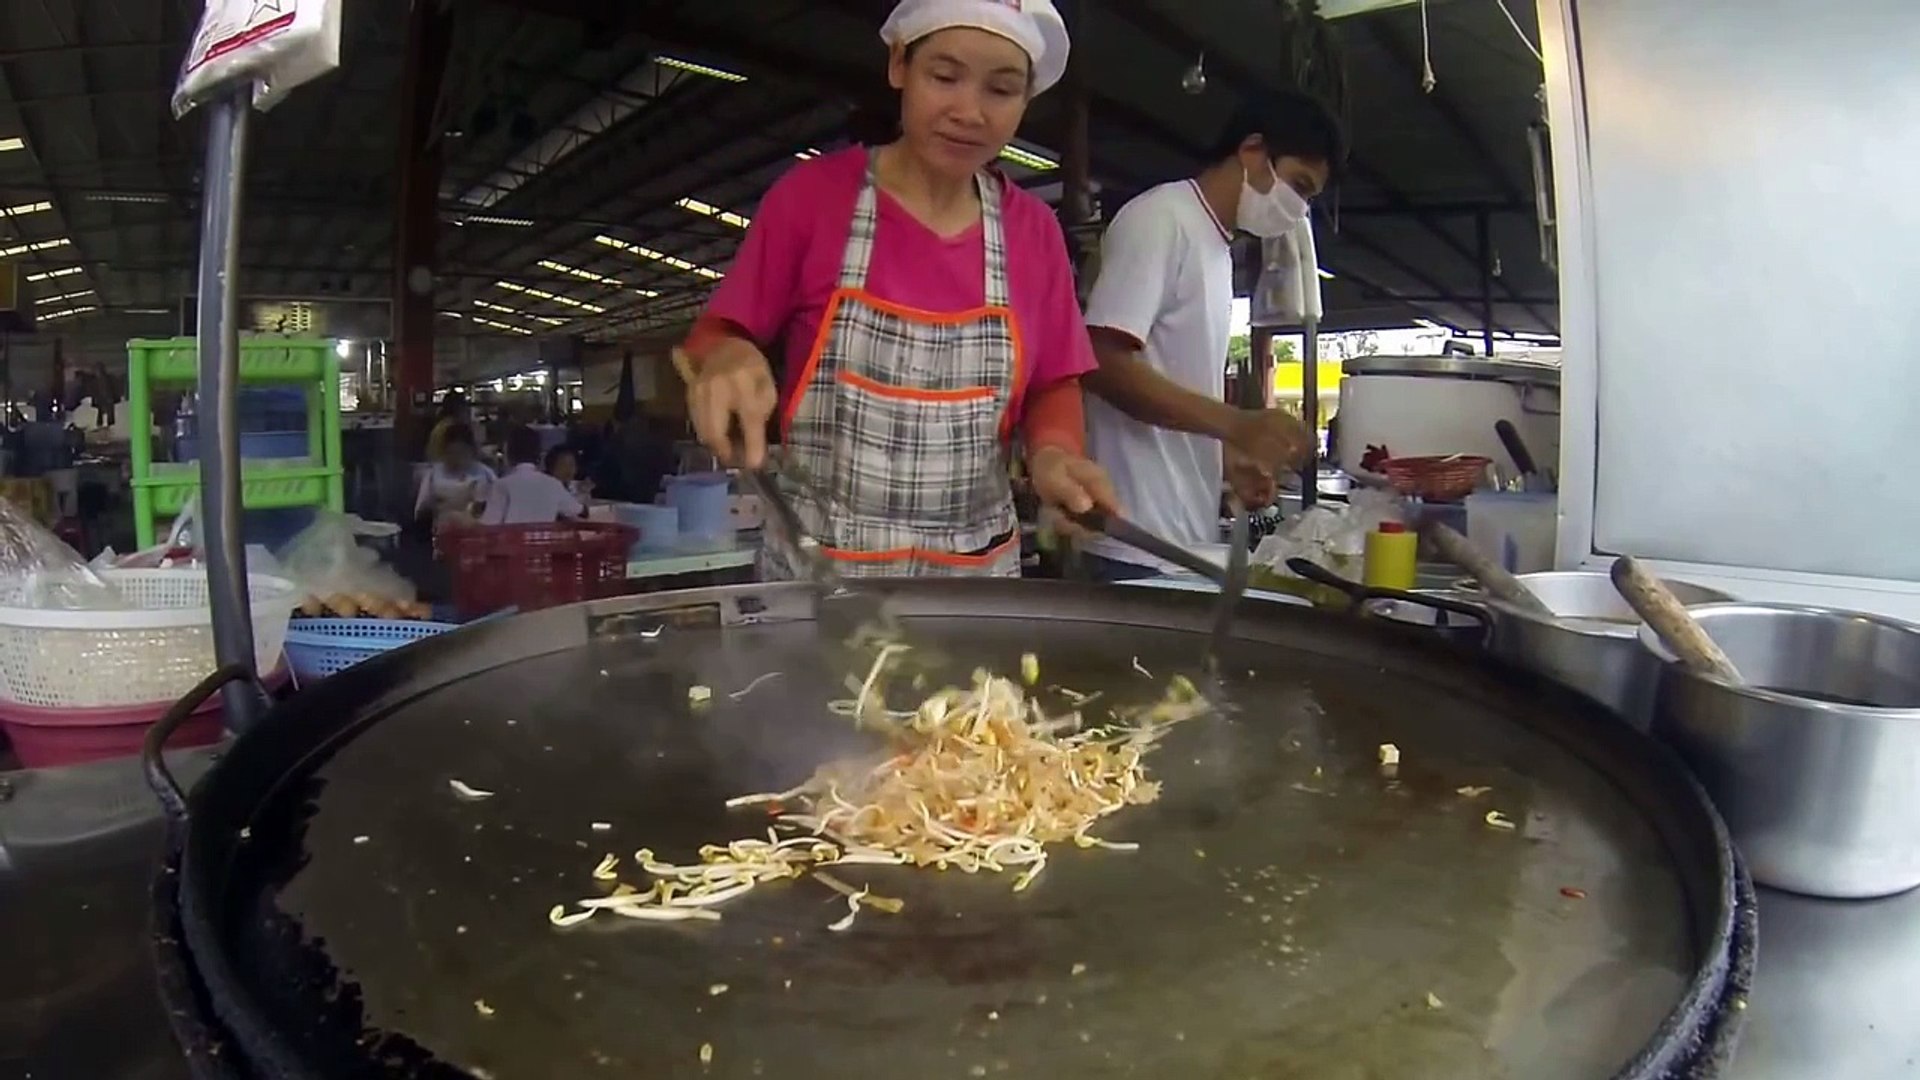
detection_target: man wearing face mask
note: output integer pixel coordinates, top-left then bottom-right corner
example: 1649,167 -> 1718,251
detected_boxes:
1078,92 -> 1344,581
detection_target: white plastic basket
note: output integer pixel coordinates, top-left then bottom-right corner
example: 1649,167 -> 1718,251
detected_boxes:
0,569 -> 300,709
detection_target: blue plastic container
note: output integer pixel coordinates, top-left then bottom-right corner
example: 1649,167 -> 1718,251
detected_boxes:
664,473 -> 733,543
284,618 -> 458,682
614,502 -> 680,555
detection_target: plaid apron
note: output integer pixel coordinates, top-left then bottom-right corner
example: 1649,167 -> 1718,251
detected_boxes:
760,150 -> 1024,580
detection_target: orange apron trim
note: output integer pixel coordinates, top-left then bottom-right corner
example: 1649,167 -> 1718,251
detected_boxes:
818,533 -> 1020,569
836,369 -> 996,403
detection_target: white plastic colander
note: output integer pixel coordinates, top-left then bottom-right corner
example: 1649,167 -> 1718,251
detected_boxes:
0,569 -> 300,709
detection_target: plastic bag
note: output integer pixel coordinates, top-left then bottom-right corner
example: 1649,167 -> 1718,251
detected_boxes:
173,0 -> 343,118
0,497 -> 126,609
1252,488 -> 1407,582
275,511 -> 421,618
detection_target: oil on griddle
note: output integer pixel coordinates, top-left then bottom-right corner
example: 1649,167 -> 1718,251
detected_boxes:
249,618 -> 1694,1079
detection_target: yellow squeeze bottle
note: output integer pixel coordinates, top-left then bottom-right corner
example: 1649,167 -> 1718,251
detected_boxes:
1362,521 -> 1419,591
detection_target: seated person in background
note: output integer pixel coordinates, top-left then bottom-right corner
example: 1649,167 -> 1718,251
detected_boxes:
544,444 -> 593,499
481,427 -> 585,525
414,422 -> 495,529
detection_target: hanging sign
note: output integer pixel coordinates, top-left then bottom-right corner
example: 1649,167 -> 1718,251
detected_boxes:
173,0 -> 345,117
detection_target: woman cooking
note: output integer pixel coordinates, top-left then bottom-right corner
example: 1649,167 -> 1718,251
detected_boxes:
683,0 -> 1116,579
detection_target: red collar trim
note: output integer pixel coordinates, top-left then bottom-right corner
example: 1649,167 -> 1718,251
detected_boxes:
1187,179 -> 1232,244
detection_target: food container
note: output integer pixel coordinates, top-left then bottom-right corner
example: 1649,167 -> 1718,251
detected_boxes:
664,472 -> 734,544
1641,603 -> 1920,899
1465,491 -> 1557,573
1473,571 -> 1733,728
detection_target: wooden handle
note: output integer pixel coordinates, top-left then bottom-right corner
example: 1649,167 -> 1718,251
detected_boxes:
1610,556 -> 1743,682
1424,522 -> 1554,617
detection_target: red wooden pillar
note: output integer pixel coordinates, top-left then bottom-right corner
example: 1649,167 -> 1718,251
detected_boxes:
392,0 -> 454,454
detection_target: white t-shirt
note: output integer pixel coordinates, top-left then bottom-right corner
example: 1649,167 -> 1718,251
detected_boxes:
414,462 -> 496,518
1082,180 -> 1235,571
479,463 -> 585,525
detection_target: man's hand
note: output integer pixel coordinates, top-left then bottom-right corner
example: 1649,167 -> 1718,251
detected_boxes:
1224,445 -> 1278,509
1028,445 -> 1120,538
687,338 -> 779,468
1226,408 -> 1315,474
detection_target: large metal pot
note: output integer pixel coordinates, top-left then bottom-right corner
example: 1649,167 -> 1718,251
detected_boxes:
1474,572 -> 1734,729
1642,603 -> 1920,899
1335,355 -> 1561,479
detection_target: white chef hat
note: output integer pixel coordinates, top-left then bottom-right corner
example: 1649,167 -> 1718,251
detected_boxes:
880,0 -> 1071,97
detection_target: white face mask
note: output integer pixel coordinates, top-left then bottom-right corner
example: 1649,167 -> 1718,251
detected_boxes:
1236,163 -> 1310,238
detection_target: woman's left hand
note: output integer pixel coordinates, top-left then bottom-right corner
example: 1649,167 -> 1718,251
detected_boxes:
1028,446 -> 1119,531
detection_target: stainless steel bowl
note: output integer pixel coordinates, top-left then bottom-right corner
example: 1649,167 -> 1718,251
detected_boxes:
1641,603 -> 1920,899
1472,571 -> 1734,728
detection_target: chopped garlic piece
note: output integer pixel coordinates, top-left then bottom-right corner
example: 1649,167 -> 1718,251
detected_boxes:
1484,810 -> 1518,831
591,822 -> 613,832
689,685 -> 713,706
1457,785 -> 1493,798
1377,743 -> 1401,767
709,983 -> 729,996
449,779 -> 495,800
699,1042 -> 714,1066
474,999 -> 495,1017
1020,653 -> 1040,685
1426,992 -> 1445,1010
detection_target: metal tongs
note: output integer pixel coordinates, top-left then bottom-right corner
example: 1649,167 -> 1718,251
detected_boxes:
1070,504 -> 1252,661
749,456 -> 900,641
668,349 -> 897,641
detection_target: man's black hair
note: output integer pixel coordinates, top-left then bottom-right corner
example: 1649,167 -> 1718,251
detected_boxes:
505,425 -> 544,465
1207,90 -> 1347,177
543,443 -> 576,473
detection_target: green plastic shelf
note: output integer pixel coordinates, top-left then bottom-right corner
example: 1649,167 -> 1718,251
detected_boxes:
133,462 -> 344,517
128,337 -> 334,385
126,334 -> 345,547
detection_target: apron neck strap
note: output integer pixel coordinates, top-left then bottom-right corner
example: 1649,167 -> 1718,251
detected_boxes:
839,147 -> 1011,307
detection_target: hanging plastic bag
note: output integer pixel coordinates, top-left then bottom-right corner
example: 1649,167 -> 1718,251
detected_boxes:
0,497 -> 126,609
275,511 -> 425,619
172,0 -> 344,118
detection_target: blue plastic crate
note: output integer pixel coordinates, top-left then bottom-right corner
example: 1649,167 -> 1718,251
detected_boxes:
284,618 -> 457,682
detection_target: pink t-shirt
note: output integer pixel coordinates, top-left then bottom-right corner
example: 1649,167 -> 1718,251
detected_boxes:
698,147 -> 1095,425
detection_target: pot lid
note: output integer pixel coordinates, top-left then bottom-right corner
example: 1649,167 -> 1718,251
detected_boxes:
1341,355 -> 1561,385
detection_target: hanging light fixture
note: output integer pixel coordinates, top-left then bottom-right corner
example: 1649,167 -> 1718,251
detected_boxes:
1181,52 -> 1208,95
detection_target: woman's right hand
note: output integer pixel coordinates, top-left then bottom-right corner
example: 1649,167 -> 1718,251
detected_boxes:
687,338 -> 779,469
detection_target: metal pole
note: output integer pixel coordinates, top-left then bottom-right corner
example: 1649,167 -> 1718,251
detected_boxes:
1477,210 -> 1495,355
195,88 -> 266,731
1299,318 -> 1319,508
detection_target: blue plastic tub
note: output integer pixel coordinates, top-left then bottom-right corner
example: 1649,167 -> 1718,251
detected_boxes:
614,502 -> 680,555
284,618 -> 458,682
664,472 -> 733,543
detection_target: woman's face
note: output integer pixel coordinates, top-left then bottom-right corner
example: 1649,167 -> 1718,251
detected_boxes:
889,29 -> 1032,180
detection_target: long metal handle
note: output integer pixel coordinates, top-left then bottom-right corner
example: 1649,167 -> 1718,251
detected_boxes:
1071,510 -> 1229,585
1286,558 -> 1494,645
142,664 -> 262,821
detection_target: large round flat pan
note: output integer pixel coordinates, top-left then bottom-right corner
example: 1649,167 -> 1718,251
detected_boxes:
160,581 -> 1751,1079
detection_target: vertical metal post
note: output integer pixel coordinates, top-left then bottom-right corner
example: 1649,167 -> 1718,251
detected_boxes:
195,89 -> 266,731
1477,210 -> 1495,355
1299,318 -> 1319,508
392,0 -> 455,454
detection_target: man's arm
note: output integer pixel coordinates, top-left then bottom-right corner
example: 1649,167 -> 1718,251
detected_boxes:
1083,327 -> 1243,439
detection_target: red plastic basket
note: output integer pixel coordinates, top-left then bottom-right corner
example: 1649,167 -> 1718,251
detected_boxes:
1381,455 -> 1492,502
0,666 -> 286,768
441,522 -> 637,618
